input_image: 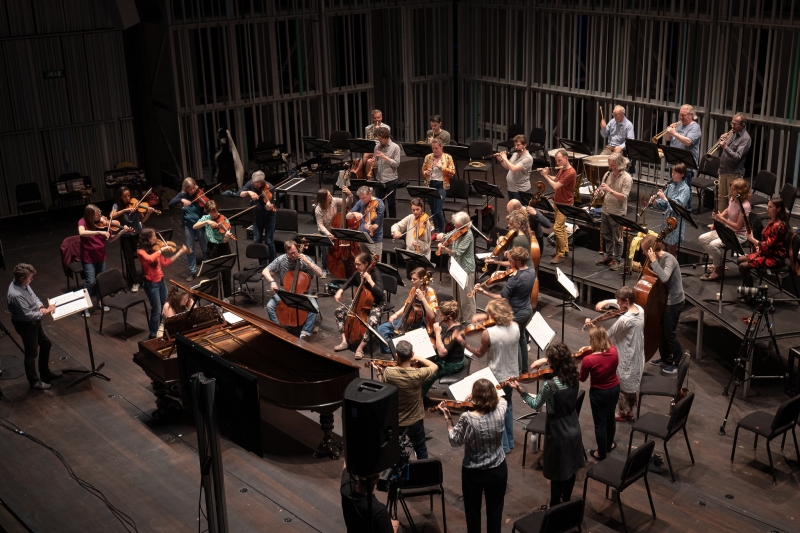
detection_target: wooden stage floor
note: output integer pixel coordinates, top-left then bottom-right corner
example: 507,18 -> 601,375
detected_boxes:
0,170 -> 798,532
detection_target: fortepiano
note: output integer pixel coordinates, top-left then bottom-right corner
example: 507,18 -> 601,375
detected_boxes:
133,281 -> 360,459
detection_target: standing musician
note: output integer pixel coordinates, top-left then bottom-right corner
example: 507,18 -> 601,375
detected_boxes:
240,170 -> 277,264
193,200 -> 234,299
700,179 -> 751,282
371,127 -> 401,218
391,198 -> 432,259
347,186 -> 385,259
507,199 -> 552,251
716,113 -> 751,214
638,235 -> 685,375
463,299 -> 520,454
663,104 -> 702,189
422,138 -> 455,234
538,149 -> 577,264
595,153 -> 633,271
376,267 -> 438,355
157,287 -> 194,338
738,197 -> 790,290
650,162 -> 691,256
587,286 -> 644,422
599,105 -> 634,155
437,211 -> 476,323
78,204 -> 130,315
496,134 -> 533,203
361,109 -> 390,179
315,186 -> 352,278
579,326 -> 620,461
421,300 -> 465,397
425,114 -> 451,146
137,228 -> 189,339
333,252 -> 385,359
473,246 -> 536,372
111,186 -> 155,292
168,178 -> 207,281
262,240 -> 323,341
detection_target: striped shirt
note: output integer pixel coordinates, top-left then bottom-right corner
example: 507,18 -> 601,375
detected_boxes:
520,377 -> 568,415
448,228 -> 475,273
449,398 -> 507,469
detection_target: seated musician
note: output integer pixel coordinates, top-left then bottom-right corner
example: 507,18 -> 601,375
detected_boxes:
437,211 -> 476,323
347,186 -> 385,259
738,197 -> 790,290
507,199 -> 552,251
700,178 -> 751,281
650,162 -> 691,256
421,300 -> 465,397
192,200 -> 234,298
333,252 -> 385,359
137,229 -> 189,339
157,287 -> 194,338
315,186 -> 352,278
376,267 -> 438,354
426,114 -> 451,145
391,198 -> 432,259
262,240 -> 323,341
362,109 -> 390,178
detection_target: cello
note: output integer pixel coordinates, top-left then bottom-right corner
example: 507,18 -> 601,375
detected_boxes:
327,165 -> 360,279
633,217 -> 677,361
343,255 -> 380,345
393,272 -> 433,336
275,240 -> 312,327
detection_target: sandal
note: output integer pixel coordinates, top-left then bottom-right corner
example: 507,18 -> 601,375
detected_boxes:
334,342 -> 349,352
609,442 -> 617,451
589,450 -> 603,460
354,350 -> 365,360
700,273 -> 720,281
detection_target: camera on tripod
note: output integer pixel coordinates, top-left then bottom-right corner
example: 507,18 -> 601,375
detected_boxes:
377,433 -> 413,492
737,284 -> 770,303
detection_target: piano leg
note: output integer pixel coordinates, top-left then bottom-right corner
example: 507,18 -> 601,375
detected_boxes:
313,412 -> 342,459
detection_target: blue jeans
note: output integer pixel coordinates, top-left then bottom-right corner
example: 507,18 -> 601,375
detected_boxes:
253,214 -> 277,265
184,225 -> 208,275
401,419 -> 428,459
266,293 -> 318,335
143,279 -> 167,337
82,261 -> 106,305
502,385 -> 514,452
319,245 -> 329,271
589,385 -> 620,460
377,319 -> 424,354
428,181 -> 447,233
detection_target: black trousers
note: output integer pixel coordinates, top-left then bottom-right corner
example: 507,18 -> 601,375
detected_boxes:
119,234 -> 141,287
590,385 -> 620,460
12,319 -> 52,384
462,459 -> 507,533
400,419 -> 428,459
206,241 -> 233,297
660,300 -> 685,365
550,475 -> 576,507
375,179 -> 399,218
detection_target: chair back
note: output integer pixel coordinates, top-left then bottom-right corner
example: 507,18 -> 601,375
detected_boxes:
245,243 -> 270,261
698,156 -> 720,178
507,123 -> 525,140
620,439 -> 655,484
529,127 -> 547,145
383,218 -> 400,239
95,269 -> 127,300
749,212 -> 763,241
752,170 -> 777,197
402,458 -> 443,490
444,144 -> 469,161
770,394 -> 800,437
381,273 -> 398,297
60,236 -> 82,274
575,389 -> 586,416
16,182 -> 44,203
779,182 -> 797,209
538,498 -> 585,533
275,209 -> 298,232
675,353 -> 691,394
329,130 -> 352,151
666,391 -> 695,434
448,178 -> 470,201
468,141 -> 493,160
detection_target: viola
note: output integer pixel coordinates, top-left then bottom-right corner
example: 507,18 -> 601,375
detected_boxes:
467,268 -> 517,298
127,198 -> 161,215
394,272 -> 433,336
190,183 -> 221,208
436,224 -> 471,256
364,360 -> 422,369
581,307 -> 626,330
343,255 -> 380,345
213,213 -> 237,241
275,240 -> 312,327
427,399 -> 474,412
364,199 -> 380,236
153,240 -> 178,253
96,216 -> 123,232
463,317 -> 496,336
483,229 -> 517,272
259,182 -> 277,212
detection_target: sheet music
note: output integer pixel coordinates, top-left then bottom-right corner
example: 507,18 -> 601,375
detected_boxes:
393,327 -> 436,359
49,289 -> 92,321
475,252 -> 492,260
527,312 -> 556,351
223,311 -> 245,325
449,257 -> 468,290
448,367 -> 505,402
556,267 -> 579,299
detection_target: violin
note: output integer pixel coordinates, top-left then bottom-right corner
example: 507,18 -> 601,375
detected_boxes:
259,182 -> 277,212
190,183 -> 221,208
96,216 -> 124,232
483,229 -> 517,272
127,198 -> 161,215
467,268 -> 517,298
364,199 -> 380,236
153,240 -> 178,253
427,399 -> 474,412
213,213 -> 237,241
500,347 -> 593,387
436,224 -> 471,256
463,317 -> 496,336
364,360 -> 422,369
581,307 -> 626,330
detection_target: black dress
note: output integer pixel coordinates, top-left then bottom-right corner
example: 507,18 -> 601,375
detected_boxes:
542,380 -> 586,481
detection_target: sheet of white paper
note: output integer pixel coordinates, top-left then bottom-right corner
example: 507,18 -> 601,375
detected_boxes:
223,311 -> 245,325
556,267 -> 579,299
475,252 -> 492,260
393,327 -> 436,359
448,367 -> 505,402
49,290 -> 84,307
449,258 -> 468,290
49,289 -> 92,320
527,312 -> 556,351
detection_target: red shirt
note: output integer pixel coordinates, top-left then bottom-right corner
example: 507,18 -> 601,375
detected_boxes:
137,249 -> 173,283
579,346 -> 620,390
78,218 -> 107,264
553,167 -> 576,205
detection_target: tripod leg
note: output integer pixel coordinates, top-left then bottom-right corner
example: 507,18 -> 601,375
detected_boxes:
719,362 -> 743,435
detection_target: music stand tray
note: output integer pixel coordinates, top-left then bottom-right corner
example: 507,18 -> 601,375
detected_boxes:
348,179 -> 373,192
396,249 -> 435,271
303,138 -> 334,154
296,233 -> 334,248
375,262 -> 405,287
704,221 -> 745,311
554,203 -> 597,226
667,198 -> 698,228
472,180 -> 504,199
331,228 -> 374,245
407,186 -> 441,200
348,138 -> 378,156
558,138 -> 593,156
274,290 -> 318,337
661,145 -> 698,171
626,139 -> 661,165
401,143 -> 433,158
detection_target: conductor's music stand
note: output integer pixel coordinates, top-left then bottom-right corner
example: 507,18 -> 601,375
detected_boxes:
626,139 -> 662,224
401,143 -> 433,184
553,202 -> 596,310
296,233 -> 334,296
60,289 -> 111,389
274,290 -> 318,338
666,197 -> 698,262
607,214 -> 647,285
196,254 -> 237,301
702,221 -> 745,313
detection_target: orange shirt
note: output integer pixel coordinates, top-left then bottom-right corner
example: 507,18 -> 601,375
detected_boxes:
554,167 -> 576,205
137,249 -> 173,283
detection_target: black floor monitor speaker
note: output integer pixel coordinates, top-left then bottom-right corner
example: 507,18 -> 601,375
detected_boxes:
343,379 -> 399,477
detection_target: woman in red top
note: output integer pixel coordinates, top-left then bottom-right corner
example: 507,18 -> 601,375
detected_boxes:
737,198 -> 789,289
579,326 -> 620,460
137,228 -> 188,338
78,204 -> 130,316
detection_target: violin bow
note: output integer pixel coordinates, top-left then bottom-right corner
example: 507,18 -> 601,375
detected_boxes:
190,183 -> 222,203
137,187 -> 153,208
227,205 -> 256,221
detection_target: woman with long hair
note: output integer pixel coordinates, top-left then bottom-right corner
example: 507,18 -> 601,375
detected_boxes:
738,197 -> 790,289
157,287 -> 194,337
579,326 -> 620,460
421,300 -> 465,397
77,204 -> 129,315
437,378 -> 508,533
137,228 -> 188,338
315,186 -> 352,277
332,252 -> 385,358
508,342 -> 585,507
111,186 -> 155,292
700,178 -> 752,281
651,162 -> 692,256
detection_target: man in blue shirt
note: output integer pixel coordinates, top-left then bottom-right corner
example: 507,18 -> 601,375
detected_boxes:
664,104 -> 702,190
240,170 -> 277,265
6,263 -> 60,390
347,186 -> 385,259
168,177 -> 207,281
599,106 -> 635,155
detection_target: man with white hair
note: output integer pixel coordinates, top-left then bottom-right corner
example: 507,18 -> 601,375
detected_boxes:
599,105 -> 635,155
595,153 -> 633,271
436,211 -> 476,323
347,185 -> 385,258
240,170 -> 277,265
664,104 -> 702,190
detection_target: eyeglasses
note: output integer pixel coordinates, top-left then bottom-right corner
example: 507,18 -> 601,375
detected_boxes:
731,121 -> 742,127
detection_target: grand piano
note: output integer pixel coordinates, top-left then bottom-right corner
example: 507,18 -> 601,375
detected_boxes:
133,281 -> 360,459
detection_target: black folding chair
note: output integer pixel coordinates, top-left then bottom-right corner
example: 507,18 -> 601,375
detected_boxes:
397,458 -> 447,533
512,498 -> 584,533
95,269 -> 148,339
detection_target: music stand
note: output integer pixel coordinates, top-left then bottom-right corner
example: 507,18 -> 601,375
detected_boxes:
607,214 -> 647,285
666,197 -> 698,261
348,179 -> 373,193
274,290 -> 317,338
197,254 -> 237,301
406,186 -> 441,201
331,228 -> 374,245
703,221 -> 745,313
296,233 -> 334,296
661,145 -> 698,172
401,143 -> 432,183
552,203 -> 595,309
348,138 -> 378,158
396,248 -> 435,279
557,138 -> 593,156
375,262 -> 405,287
58,289 -> 111,389
472,180 -> 505,239
626,139 -> 662,224
303,138 -> 334,155
218,208 -> 247,271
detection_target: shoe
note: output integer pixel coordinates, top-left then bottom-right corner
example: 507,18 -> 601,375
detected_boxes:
662,364 -> 678,375
30,381 -> 52,391
626,413 -> 636,422
595,257 -> 612,266
589,450 -> 604,460
83,310 -> 90,317
41,370 -> 63,382
609,261 -> 620,271
334,342 -> 349,352
102,306 -> 110,312
321,269 -> 328,279
649,358 -> 665,367
700,273 -> 720,281
615,413 -> 628,422
300,332 -> 311,341
186,274 -> 195,282
550,255 -> 566,264
354,350 -> 365,360
131,284 -> 140,293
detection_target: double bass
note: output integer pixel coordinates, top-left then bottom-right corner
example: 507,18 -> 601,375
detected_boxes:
327,166 -> 360,279
633,217 -> 677,361
343,255 -> 380,345
527,181 -> 546,307
275,240 -> 312,327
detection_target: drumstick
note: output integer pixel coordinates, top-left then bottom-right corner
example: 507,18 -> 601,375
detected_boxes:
599,105 -> 606,123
